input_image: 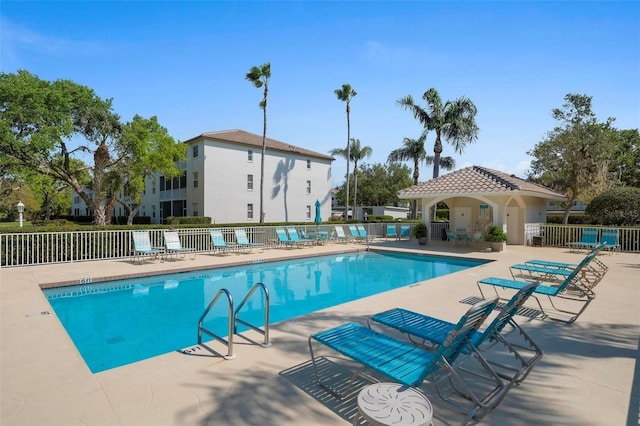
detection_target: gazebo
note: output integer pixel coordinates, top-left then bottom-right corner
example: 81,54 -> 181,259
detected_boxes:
398,166 -> 567,245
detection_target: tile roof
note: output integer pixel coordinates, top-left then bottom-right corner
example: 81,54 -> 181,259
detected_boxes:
183,129 -> 334,161
398,166 -> 566,200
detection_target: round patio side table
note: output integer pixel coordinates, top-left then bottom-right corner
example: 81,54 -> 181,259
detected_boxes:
353,382 -> 433,426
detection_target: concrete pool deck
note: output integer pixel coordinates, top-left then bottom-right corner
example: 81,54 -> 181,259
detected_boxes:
1,240 -> 639,425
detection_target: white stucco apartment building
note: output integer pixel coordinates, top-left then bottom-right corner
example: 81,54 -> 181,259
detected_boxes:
72,129 -> 335,224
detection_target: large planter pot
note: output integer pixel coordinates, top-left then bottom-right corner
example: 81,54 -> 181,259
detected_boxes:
490,242 -> 506,252
417,237 -> 428,245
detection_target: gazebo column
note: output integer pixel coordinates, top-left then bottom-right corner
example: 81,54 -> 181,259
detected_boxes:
494,204 -> 508,232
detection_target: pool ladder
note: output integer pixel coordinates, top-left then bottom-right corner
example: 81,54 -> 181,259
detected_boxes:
197,282 -> 271,360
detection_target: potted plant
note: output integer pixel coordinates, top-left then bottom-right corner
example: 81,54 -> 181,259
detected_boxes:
413,222 -> 429,245
484,225 -> 508,252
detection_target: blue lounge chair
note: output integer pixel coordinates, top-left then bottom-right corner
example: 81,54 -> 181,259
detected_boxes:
347,225 -> 364,242
455,227 -> 469,245
131,231 -> 163,263
275,227 -> 293,248
332,226 -> 348,243
210,229 -> 233,255
309,297 -> 504,423
234,229 -> 259,252
369,283 -> 542,386
445,228 -> 456,242
568,227 -> 599,252
600,228 -> 620,254
163,230 -> 196,260
400,224 -> 411,240
385,224 -> 397,240
524,242 -> 608,285
478,250 -> 599,323
297,228 -> 317,245
286,227 -> 310,247
357,224 -> 378,242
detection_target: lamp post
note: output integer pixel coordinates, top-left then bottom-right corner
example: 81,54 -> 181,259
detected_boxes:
17,201 -> 24,228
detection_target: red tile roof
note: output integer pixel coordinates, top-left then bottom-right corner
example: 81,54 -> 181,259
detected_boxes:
183,129 -> 334,161
398,166 -> 566,200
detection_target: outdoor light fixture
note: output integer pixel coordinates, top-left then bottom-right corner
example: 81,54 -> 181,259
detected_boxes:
16,201 -> 24,228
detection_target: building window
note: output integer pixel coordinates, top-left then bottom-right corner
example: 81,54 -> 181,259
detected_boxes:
248,150 -> 253,161
192,145 -> 199,158
247,174 -> 253,191
307,159 -> 311,170
247,203 -> 254,219
306,205 -> 311,219
306,180 -> 311,194
193,171 -> 199,188
193,203 -> 198,216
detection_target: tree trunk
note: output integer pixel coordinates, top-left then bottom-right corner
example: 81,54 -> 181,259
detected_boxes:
92,142 -> 110,225
433,131 -> 443,178
345,105 -> 351,221
260,86 -> 267,224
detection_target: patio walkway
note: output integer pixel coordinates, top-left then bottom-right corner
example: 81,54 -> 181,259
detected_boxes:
1,241 -> 639,425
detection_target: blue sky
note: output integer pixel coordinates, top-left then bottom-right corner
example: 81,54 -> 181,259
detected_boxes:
2,1 -> 639,186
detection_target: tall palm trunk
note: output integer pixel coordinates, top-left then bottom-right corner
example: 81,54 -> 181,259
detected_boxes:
345,105 -> 351,220
260,85 -> 267,224
353,172 -> 358,219
433,130 -> 443,178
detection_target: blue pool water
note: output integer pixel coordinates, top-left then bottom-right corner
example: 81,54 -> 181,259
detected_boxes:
43,251 -> 487,372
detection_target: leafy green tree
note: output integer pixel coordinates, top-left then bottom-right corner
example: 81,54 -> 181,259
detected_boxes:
334,83 -> 357,219
397,87 -> 478,178
245,62 -> 271,224
330,138 -> 371,219
528,93 -> 616,223
609,129 -> 640,188
337,162 -> 412,208
0,70 -> 122,225
585,187 -> 640,225
116,115 -> 186,224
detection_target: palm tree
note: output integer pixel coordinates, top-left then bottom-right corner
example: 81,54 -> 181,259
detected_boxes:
245,62 -> 271,223
330,138 -> 372,220
388,132 -> 428,219
397,87 -> 479,178
335,84 -> 357,219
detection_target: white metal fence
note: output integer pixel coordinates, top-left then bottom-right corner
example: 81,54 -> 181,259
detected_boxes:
1,223 -> 637,267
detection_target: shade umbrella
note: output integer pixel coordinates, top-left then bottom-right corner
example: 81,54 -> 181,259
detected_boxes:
314,200 -> 322,244
314,199 -> 322,224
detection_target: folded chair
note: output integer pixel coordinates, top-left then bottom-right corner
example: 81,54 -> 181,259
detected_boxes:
309,297 -> 506,424
568,227 -> 599,252
477,250 -> 599,323
163,230 -> 196,260
369,283 -> 542,387
210,229 -> 234,255
131,231 -> 163,263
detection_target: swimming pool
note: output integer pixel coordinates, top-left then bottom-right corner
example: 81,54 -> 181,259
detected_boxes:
43,251 -> 487,372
